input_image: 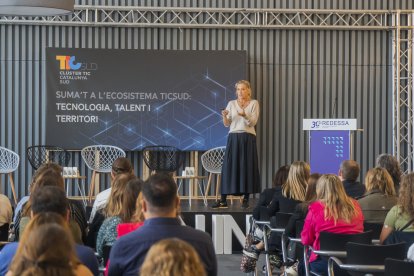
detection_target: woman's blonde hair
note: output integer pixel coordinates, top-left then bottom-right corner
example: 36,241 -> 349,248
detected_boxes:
282,161 -> 309,201
140,238 -> 206,276
131,192 -> 145,223
398,173 -> 414,219
316,174 -> 359,223
105,174 -> 141,221
364,167 -> 396,196
10,213 -> 80,276
235,80 -> 252,98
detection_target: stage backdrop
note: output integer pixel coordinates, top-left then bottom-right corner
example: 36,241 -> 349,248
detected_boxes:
46,49 -> 246,150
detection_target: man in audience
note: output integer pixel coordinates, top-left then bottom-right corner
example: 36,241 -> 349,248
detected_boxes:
108,173 -> 217,276
0,186 -> 99,276
338,160 -> 365,198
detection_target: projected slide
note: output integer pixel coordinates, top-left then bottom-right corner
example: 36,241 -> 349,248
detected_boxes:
46,49 -> 246,150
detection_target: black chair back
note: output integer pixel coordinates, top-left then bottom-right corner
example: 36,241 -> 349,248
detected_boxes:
295,220 -> 304,238
347,242 -> 406,265
385,258 -> 414,276
0,223 -> 9,241
26,145 -> 71,170
102,245 -> 112,267
363,221 -> 383,240
270,212 -> 292,228
319,231 -> 372,251
142,145 -> 184,173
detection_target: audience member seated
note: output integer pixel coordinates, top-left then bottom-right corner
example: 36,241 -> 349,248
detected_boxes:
0,195 -> 12,241
376,153 -> 402,191
108,173 -> 217,276
300,174 -> 364,275
252,165 -> 290,220
284,173 -> 320,238
380,172 -> 414,244
96,175 -> 142,257
339,160 -> 365,198
358,167 -> 397,223
13,162 -> 87,243
140,238 -> 207,276
0,187 -> 99,276
246,161 -> 309,267
6,223 -> 92,276
86,157 -> 134,249
89,157 -> 134,223
117,192 -> 145,238
12,162 -> 60,240
282,173 -> 320,275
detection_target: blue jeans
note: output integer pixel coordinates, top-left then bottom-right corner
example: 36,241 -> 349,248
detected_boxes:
298,257 -> 328,276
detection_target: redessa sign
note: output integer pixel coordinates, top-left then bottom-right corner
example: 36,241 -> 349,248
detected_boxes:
303,119 -> 357,131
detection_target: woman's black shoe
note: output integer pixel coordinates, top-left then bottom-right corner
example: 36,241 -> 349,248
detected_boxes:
211,200 -> 228,209
241,199 -> 249,209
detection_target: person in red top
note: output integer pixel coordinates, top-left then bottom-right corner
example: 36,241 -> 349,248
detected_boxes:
300,174 -> 364,275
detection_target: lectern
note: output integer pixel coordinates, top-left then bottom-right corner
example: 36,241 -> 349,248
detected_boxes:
303,119 -> 357,174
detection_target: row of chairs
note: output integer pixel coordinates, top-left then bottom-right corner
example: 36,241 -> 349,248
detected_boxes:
1,145 -> 227,203
251,213 -> 414,276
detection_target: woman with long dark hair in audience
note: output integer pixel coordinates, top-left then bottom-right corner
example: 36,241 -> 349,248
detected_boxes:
252,165 -> 290,220
380,172 -> 414,243
358,167 -> 397,223
96,175 -> 142,257
376,154 -> 402,191
7,212 -> 92,276
301,174 -> 364,275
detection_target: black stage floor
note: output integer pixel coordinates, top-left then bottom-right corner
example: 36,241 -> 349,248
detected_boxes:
179,198 -> 258,213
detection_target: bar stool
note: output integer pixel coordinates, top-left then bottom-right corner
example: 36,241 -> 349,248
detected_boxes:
81,145 -> 126,203
0,146 -> 19,204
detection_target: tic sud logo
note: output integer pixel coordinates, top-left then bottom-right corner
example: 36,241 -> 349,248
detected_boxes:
55,55 -> 97,84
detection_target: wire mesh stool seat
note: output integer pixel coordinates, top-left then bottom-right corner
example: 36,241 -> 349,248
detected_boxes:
81,145 -> 126,202
142,145 -> 184,174
26,145 -> 71,170
0,146 -> 19,204
201,146 -> 226,201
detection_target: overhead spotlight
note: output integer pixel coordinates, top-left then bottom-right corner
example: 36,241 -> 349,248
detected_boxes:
0,0 -> 74,16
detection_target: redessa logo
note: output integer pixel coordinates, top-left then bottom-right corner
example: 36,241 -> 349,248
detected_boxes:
311,120 -> 350,128
56,55 -> 97,70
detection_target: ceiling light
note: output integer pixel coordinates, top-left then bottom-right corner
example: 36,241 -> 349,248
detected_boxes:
0,0 -> 74,16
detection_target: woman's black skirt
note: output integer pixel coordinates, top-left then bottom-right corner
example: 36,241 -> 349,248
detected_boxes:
221,132 -> 260,195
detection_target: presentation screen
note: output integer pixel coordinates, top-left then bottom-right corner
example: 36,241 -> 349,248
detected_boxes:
46,49 -> 246,150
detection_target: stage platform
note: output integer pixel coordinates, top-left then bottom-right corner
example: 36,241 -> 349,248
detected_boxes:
179,198 -> 258,254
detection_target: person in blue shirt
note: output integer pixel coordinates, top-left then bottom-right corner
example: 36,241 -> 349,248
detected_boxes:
108,173 -> 217,276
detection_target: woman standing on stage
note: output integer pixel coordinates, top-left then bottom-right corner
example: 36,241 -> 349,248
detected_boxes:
212,80 -> 260,209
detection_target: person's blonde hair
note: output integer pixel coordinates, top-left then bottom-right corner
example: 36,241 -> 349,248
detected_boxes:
316,174 -> 359,223
282,161 -> 309,201
235,80 -> 252,99
10,213 -> 80,276
105,174 -> 140,221
398,173 -> 414,220
140,238 -> 206,276
364,167 -> 396,196
131,192 -> 145,223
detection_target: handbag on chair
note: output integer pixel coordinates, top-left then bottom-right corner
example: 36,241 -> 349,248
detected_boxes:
383,218 -> 414,252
